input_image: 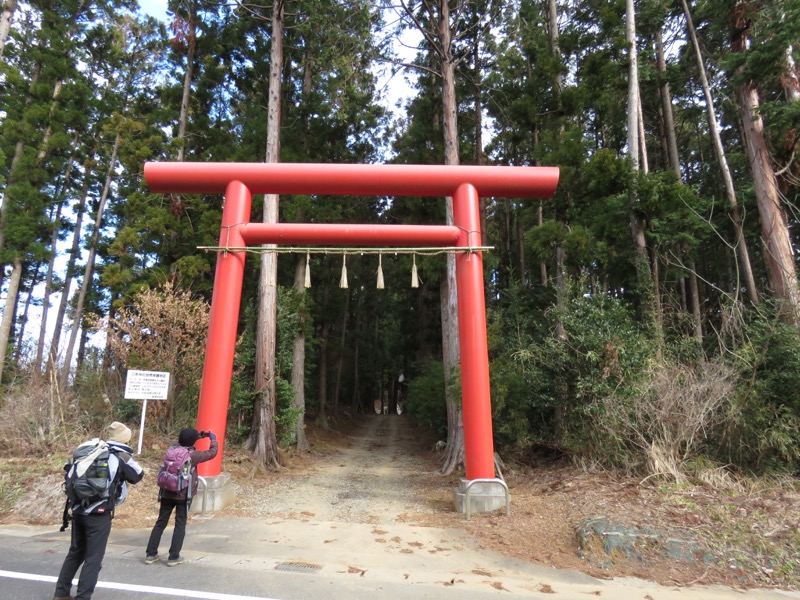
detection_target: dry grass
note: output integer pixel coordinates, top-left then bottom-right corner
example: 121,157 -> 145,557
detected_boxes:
2,417 -> 800,591
593,359 -> 739,483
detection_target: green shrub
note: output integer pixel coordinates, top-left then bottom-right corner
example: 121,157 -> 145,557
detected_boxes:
112,398 -> 142,424
405,358 -> 448,440
718,305 -> 800,472
510,291 -> 655,460
275,376 -> 300,446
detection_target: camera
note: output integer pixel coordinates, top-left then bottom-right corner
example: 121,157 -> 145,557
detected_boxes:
198,430 -> 211,439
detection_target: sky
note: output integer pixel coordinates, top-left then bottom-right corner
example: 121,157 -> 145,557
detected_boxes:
138,0 -> 167,21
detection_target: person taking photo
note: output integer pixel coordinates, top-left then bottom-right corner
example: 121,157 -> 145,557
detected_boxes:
144,427 -> 218,566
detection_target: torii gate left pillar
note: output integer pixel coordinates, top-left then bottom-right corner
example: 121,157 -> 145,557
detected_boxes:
145,162 -> 559,515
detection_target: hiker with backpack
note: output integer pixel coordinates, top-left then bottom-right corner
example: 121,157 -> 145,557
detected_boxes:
54,421 -> 144,600
144,427 -> 218,567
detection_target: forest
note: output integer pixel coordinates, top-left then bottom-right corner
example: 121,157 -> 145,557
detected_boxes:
1,0 -> 800,484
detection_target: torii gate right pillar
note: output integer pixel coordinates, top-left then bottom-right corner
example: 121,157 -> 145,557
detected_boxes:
452,183 -> 509,516
453,183 -> 493,480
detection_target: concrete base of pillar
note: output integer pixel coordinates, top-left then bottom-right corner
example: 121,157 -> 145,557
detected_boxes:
453,478 -> 510,517
191,473 -> 235,515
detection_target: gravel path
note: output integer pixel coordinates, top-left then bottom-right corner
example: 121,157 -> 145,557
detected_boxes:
231,415 -> 445,524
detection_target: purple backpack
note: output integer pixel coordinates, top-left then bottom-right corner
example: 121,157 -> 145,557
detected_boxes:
156,445 -> 192,494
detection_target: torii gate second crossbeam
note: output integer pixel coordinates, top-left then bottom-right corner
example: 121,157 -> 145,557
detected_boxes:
144,162 -> 559,483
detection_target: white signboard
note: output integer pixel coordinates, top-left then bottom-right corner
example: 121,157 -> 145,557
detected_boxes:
125,370 -> 171,455
124,369 -> 170,400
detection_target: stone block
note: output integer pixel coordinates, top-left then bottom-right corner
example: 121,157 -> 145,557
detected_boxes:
453,478 -> 510,516
191,473 -> 235,514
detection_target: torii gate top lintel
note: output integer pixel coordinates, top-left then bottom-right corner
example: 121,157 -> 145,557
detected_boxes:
143,161 -> 559,484
144,162 -> 560,198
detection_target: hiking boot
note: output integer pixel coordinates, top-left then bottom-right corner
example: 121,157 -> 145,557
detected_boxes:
166,556 -> 185,567
53,596 -> 74,600
144,554 -> 160,565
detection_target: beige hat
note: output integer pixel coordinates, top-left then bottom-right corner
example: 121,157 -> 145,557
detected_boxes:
107,421 -> 132,444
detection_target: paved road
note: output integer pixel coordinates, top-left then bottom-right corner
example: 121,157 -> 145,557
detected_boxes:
3,518 -> 800,600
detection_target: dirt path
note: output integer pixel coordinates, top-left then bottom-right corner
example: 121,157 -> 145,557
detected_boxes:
229,414 -> 449,524
223,414 -> 800,593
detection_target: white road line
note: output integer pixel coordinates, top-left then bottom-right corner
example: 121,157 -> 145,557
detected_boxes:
0,570 -> 281,600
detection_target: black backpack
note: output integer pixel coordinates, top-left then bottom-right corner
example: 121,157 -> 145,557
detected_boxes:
60,439 -> 120,531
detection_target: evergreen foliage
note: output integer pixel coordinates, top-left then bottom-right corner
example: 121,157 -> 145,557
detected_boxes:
1,0 -> 799,482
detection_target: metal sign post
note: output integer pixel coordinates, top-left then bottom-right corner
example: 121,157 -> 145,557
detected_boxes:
124,370 -> 170,454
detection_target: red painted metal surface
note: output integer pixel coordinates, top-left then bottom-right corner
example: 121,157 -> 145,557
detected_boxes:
453,184 -> 495,480
194,181 -> 251,476
240,223 -> 460,246
144,162 -> 559,199
144,162 -> 560,482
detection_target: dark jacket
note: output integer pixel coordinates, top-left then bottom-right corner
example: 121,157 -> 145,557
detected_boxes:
160,438 -> 218,502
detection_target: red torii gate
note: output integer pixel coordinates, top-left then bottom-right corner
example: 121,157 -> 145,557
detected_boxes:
144,162 -> 559,482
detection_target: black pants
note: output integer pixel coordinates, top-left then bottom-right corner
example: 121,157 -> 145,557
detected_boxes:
146,497 -> 189,560
55,511 -> 113,600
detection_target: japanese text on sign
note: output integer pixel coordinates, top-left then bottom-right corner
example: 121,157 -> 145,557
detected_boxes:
124,370 -> 170,400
